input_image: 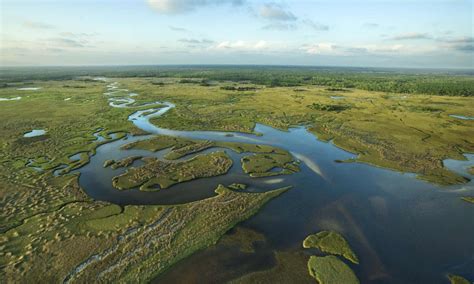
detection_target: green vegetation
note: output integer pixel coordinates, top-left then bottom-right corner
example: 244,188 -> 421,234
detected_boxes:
1,67 -> 472,282
326,88 -> 351,92
2,66 -> 472,96
303,231 -> 359,264
461,197 -> 474,204
230,251 -> 313,283
1,184 -> 290,282
103,159 -> 115,167
307,255 -> 359,284
218,227 -> 265,254
228,183 -> 247,190
121,135 -> 288,160
164,140 -> 214,160
308,102 -> 351,112
112,151 -> 233,191
468,166 -> 474,175
113,77 -> 471,185
103,156 -> 142,169
447,274 -> 470,284
122,135 -> 300,177
121,135 -> 189,152
302,231 -> 360,283
0,79 -> 147,234
221,86 -> 258,91
241,152 -> 299,177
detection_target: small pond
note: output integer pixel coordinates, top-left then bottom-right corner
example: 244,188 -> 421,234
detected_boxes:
23,129 -> 46,137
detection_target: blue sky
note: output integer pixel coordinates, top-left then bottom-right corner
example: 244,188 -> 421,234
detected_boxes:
1,0 -> 472,68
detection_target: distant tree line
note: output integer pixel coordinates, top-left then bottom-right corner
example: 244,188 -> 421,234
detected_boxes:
1,65 -> 472,96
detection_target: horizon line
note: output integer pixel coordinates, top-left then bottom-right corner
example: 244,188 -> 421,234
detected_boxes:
1,63 -> 473,71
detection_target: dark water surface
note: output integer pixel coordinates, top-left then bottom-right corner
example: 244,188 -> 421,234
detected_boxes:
74,81 -> 474,284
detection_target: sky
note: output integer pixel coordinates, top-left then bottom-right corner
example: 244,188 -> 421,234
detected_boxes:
0,0 -> 473,68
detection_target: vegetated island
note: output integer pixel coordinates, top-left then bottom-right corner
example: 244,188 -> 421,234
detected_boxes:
303,230 -> 360,284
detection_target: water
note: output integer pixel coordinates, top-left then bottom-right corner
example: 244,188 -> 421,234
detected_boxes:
17,87 -> 41,91
23,129 -> 46,137
73,80 -> 474,283
0,97 -> 21,101
450,114 -> 474,121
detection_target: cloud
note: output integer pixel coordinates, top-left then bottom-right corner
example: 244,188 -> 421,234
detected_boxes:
302,19 -> 329,31
169,25 -> 189,32
439,36 -> 473,44
391,32 -> 432,40
301,42 -> 430,56
259,3 -> 296,21
147,0 -> 244,14
23,21 -> 55,30
59,32 -> 97,38
178,38 -> 214,44
45,33 -> 97,49
48,38 -> 86,48
45,48 -> 65,53
262,23 -> 297,31
436,36 -> 474,53
303,43 -> 336,55
386,34 -> 473,53
214,40 -> 268,51
344,47 -> 369,54
370,44 -> 405,53
453,44 -> 474,52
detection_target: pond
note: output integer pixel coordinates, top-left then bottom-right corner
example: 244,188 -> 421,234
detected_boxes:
23,129 -> 46,137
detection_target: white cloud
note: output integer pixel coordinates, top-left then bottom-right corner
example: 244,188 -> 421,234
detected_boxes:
178,38 -> 213,44
259,3 -> 296,21
302,42 -> 441,56
438,36 -> 473,44
213,40 -> 270,51
147,0 -> 244,14
304,43 -> 336,55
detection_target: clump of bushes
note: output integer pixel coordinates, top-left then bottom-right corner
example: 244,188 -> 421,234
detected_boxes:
326,87 -> 351,92
308,103 -> 351,112
221,86 -> 257,91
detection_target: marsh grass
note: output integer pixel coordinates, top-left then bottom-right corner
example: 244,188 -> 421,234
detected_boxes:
303,231 -> 359,264
307,255 -> 359,284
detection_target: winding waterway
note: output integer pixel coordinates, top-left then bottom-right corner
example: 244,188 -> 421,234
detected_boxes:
75,80 -> 474,284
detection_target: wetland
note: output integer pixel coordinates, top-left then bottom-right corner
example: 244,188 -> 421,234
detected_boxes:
0,66 -> 473,283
